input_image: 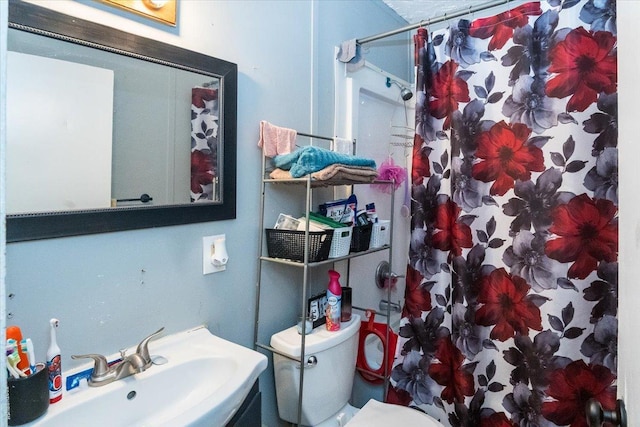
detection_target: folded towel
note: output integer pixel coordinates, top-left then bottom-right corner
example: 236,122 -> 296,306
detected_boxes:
258,121 -> 297,158
313,164 -> 378,181
270,164 -> 378,183
273,146 -> 376,178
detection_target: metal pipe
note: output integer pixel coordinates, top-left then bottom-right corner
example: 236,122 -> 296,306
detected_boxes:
356,0 -> 514,45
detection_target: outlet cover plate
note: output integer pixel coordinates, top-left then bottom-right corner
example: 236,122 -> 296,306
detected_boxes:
203,234 -> 226,274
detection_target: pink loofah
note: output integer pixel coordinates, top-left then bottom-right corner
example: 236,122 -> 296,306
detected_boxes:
371,157 -> 406,193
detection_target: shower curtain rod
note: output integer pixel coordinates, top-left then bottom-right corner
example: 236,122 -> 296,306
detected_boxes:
356,0 -> 513,45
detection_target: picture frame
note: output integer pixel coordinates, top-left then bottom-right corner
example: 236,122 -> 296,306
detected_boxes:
101,0 -> 177,26
308,293 -> 328,329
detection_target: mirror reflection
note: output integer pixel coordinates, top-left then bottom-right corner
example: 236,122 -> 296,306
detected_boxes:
6,1 -> 237,242
7,28 -> 222,214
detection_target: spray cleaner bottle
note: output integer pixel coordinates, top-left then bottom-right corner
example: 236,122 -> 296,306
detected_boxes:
47,318 -> 62,403
325,270 -> 342,331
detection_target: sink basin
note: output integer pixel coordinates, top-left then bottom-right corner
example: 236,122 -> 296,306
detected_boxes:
23,326 -> 267,427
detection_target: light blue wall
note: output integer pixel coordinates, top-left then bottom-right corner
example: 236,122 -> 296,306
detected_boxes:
5,1 -> 408,425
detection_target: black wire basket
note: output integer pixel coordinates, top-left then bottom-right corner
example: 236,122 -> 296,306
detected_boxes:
265,229 -> 334,262
350,223 -> 373,253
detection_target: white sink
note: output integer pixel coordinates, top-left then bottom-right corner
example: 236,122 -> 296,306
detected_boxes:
24,326 -> 267,427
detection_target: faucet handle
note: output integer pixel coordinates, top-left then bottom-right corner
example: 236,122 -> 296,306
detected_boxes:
71,353 -> 109,377
379,299 -> 402,313
136,327 -> 165,366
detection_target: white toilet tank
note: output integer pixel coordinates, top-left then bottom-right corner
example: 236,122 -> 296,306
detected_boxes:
270,314 -> 361,426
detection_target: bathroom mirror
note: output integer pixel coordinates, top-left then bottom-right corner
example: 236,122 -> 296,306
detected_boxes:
6,1 -> 237,242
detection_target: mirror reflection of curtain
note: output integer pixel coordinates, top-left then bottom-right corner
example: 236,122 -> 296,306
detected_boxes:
190,86 -> 219,202
391,1 -> 618,425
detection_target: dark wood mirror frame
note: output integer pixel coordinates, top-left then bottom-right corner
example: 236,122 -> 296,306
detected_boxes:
6,1 -> 237,242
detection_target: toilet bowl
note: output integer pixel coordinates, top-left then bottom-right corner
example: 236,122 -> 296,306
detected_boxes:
345,399 -> 444,426
313,400 -> 444,427
356,310 -> 397,384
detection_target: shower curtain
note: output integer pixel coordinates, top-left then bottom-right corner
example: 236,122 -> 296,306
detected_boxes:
390,1 -> 618,426
191,86 -> 219,202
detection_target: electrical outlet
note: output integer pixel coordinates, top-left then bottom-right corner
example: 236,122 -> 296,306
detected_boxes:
202,234 -> 226,274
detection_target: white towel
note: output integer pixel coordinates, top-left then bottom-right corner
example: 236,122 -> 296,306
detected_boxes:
333,137 -> 353,154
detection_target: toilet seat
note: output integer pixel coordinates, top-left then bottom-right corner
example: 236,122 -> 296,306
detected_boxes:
345,399 -> 444,426
356,310 -> 397,384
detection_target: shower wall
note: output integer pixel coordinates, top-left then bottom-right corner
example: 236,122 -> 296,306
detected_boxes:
334,60 -> 415,405
334,61 -> 413,317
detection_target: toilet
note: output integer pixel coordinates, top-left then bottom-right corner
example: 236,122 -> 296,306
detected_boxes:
270,313 -> 443,426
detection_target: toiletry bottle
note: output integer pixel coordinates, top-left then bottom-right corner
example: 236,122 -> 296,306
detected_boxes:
341,286 -> 352,322
47,318 -> 62,403
325,270 -> 342,331
366,203 -> 378,223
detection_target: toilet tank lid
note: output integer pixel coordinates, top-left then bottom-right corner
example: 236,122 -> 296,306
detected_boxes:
270,314 -> 361,357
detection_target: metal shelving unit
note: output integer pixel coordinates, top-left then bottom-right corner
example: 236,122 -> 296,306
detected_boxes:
254,147 -> 395,426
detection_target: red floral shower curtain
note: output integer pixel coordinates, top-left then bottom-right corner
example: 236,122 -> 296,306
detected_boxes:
390,1 -> 618,426
191,86 -> 219,202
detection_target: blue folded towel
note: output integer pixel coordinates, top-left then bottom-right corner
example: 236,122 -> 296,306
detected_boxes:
274,146 -> 376,178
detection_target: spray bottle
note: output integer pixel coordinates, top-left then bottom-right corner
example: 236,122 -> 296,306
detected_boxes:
47,318 -> 62,403
325,270 -> 342,331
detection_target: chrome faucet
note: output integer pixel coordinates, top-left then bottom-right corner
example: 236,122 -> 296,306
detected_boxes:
71,327 -> 164,387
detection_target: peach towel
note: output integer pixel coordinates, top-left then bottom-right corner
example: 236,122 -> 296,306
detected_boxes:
258,121 -> 297,157
269,164 -> 378,183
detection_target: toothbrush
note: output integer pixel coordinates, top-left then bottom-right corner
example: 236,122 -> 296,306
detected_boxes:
7,347 -> 27,378
25,338 -> 36,374
7,360 -> 21,379
6,345 -> 20,379
6,325 -> 30,373
7,340 -> 28,377
7,360 -> 23,378
47,318 -> 63,403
